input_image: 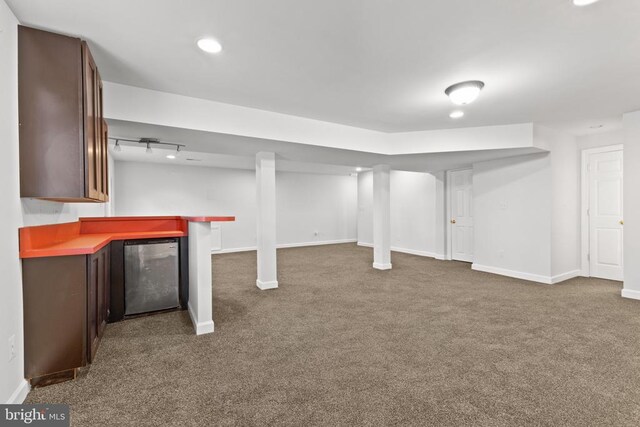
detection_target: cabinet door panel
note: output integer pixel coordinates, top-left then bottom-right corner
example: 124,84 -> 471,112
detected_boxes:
87,253 -> 99,362
18,26 -> 85,199
22,256 -> 87,379
98,247 -> 109,337
101,118 -> 110,202
83,42 -> 101,201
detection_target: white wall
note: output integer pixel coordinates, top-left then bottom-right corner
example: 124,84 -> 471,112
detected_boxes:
544,127 -> 580,278
577,129 -> 624,151
472,153 -> 553,280
357,171 -> 374,246
357,170 -> 438,256
472,126 -> 581,283
113,161 -> 357,251
276,172 -> 357,246
0,0 -> 28,404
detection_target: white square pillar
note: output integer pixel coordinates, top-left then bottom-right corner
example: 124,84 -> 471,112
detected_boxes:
622,111 -> 640,300
256,152 -> 278,290
188,221 -> 214,335
373,164 -> 392,270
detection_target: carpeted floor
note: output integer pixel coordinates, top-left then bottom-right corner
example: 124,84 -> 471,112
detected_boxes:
26,244 -> 640,426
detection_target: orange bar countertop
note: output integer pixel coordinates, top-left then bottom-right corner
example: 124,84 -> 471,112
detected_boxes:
19,215 -> 235,259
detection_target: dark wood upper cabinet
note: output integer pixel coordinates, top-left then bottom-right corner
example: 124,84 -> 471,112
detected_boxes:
18,26 -> 109,203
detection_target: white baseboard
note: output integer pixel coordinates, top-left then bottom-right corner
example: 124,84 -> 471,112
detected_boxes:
357,242 -> 441,260
214,246 -> 257,254
471,265 -> 582,285
372,262 -> 392,270
472,263 -> 553,284
187,302 -> 214,335
6,379 -> 30,404
550,269 -> 581,284
213,239 -> 357,254
621,289 -> 640,301
256,279 -> 278,290
277,239 -> 357,249
390,246 -> 438,259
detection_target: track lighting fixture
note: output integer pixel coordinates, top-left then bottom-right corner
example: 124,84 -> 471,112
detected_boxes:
108,137 -> 187,156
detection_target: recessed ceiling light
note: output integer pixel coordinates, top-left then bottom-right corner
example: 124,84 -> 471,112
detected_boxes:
445,80 -> 485,105
197,38 -> 222,54
356,167 -> 363,172
166,154 -> 176,159
573,0 -> 600,6
449,110 -> 465,119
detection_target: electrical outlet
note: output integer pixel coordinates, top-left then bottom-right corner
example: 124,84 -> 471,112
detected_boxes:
314,231 -> 319,236
8,335 -> 15,362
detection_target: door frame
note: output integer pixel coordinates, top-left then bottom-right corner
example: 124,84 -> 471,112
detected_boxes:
580,144 -> 624,277
445,167 -> 473,261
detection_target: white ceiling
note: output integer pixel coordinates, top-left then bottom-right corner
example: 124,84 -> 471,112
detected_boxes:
7,0 -> 640,133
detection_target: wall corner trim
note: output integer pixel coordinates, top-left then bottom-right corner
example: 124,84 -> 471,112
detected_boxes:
6,379 -> 30,404
621,289 -> 640,301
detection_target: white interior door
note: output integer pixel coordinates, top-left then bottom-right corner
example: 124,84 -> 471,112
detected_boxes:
451,169 -> 474,262
588,149 -> 624,281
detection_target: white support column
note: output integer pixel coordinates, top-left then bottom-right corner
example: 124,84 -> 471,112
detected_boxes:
188,221 -> 214,335
373,164 -> 392,270
256,152 -> 278,290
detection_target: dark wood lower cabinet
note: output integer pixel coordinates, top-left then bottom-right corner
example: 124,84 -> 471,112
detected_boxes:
23,237 -> 188,386
22,244 -> 110,386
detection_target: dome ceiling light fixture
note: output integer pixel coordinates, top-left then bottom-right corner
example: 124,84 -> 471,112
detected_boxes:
197,38 -> 222,54
445,80 -> 485,105
573,0 -> 600,6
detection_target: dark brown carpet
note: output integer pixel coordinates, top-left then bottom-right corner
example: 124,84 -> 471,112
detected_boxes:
26,244 -> 640,426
